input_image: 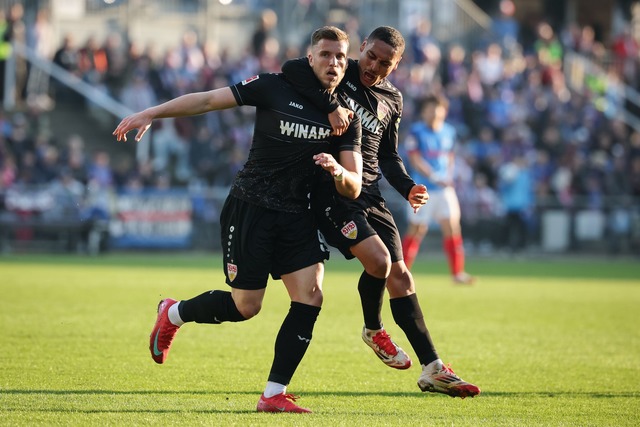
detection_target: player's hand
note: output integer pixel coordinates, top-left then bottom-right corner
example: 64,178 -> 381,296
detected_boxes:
112,111 -> 153,142
329,106 -> 353,136
313,152 -> 342,177
408,184 -> 429,213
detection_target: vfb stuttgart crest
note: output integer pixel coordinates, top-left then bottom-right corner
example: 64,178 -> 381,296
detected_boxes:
341,221 -> 358,239
227,263 -> 238,281
376,101 -> 390,120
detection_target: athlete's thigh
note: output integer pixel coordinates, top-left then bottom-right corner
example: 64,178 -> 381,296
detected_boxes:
219,196 -> 274,290
350,233 -> 391,275
281,262 -> 324,306
441,186 -> 461,221
312,189 -> 377,260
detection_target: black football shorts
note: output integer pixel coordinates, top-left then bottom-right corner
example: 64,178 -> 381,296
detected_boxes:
219,195 -> 330,290
311,188 -> 403,262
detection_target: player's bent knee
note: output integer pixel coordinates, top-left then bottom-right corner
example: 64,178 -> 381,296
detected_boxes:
235,301 -> 262,319
387,264 -> 416,295
364,253 -> 391,278
294,289 -> 323,308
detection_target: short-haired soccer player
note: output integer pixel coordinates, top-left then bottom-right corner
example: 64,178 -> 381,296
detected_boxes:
113,26 -> 363,413
282,26 -> 480,398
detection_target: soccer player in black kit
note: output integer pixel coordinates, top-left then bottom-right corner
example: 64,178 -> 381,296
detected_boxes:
282,26 -> 480,398
113,26 -> 363,413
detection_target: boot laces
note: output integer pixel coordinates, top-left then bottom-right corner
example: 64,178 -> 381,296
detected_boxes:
372,330 -> 398,356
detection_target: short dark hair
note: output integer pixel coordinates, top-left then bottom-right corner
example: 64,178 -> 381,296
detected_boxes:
311,25 -> 350,46
366,26 -> 405,55
416,93 -> 449,113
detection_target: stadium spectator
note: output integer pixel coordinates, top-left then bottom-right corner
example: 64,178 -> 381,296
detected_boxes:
497,154 -> 535,253
475,43 -> 504,87
0,154 -> 16,188
52,33 -> 80,103
60,134 -> 89,184
77,35 -> 108,86
611,25 -> 639,86
112,25 -> 363,414
464,125 -> 501,187
44,167 -> 85,222
463,171 -> 502,253
250,8 -> 278,59
102,32 -> 128,98
149,118 -> 191,183
25,9 -> 55,110
86,150 -> 113,189
490,0 -> 519,52
6,3 -> 26,105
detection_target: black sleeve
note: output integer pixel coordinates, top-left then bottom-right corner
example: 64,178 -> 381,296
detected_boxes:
334,115 -> 362,154
281,57 -> 341,114
230,73 -> 278,107
378,114 -> 416,200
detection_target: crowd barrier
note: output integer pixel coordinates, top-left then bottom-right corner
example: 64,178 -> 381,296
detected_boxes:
0,185 -> 638,255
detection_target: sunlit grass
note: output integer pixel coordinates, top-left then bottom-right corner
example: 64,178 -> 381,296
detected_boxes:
1,254 -> 639,426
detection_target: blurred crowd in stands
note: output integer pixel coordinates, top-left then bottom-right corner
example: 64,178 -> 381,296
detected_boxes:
0,1 -> 639,252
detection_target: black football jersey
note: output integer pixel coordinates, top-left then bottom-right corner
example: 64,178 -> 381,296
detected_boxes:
229,73 -> 361,213
283,58 -> 415,199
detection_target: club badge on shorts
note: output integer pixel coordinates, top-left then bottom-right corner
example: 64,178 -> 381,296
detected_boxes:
341,221 -> 358,239
227,263 -> 238,281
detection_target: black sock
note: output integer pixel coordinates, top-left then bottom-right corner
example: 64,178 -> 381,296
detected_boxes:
358,271 -> 386,330
267,302 -> 321,385
390,294 -> 439,366
178,290 -> 246,324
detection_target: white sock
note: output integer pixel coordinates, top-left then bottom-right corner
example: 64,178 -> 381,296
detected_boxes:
424,359 -> 443,372
167,302 -> 185,326
263,381 -> 286,398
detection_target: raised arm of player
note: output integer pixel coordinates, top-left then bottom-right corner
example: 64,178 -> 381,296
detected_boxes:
314,113 -> 363,199
282,57 -> 352,136
113,87 -> 238,142
314,149 -> 362,199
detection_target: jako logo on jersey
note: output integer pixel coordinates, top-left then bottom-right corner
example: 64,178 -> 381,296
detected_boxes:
227,263 -> 238,281
241,75 -> 259,85
280,121 -> 331,139
289,101 -> 303,109
346,80 -> 357,91
341,221 -> 358,239
346,97 -> 382,134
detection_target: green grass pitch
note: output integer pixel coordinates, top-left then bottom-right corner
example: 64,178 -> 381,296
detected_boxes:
1,253 -> 639,426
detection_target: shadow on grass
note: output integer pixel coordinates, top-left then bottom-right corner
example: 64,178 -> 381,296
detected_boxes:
2,389 -> 639,399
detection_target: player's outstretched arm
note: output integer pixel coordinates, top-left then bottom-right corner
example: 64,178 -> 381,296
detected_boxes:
113,87 -> 237,142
